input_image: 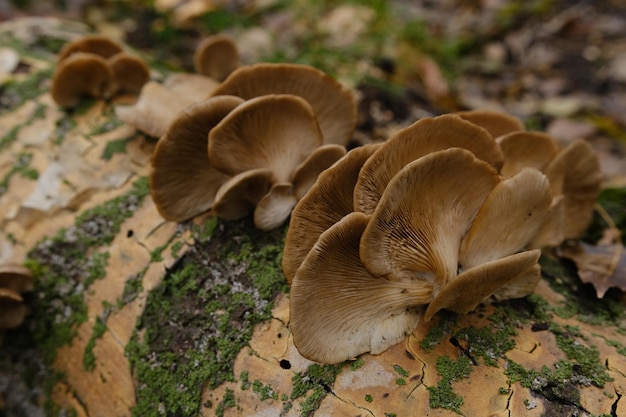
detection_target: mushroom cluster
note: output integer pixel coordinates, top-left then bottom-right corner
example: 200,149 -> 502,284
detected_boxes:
0,264 -> 34,331
51,35 -> 149,108
283,110 -> 601,364
149,62 -> 357,230
115,34 -> 240,138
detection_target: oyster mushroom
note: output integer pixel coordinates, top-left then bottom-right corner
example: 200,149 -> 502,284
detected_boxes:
210,63 -> 357,146
455,108 -> 525,139
150,95 -> 244,221
194,34 -> 239,81
282,143 -> 381,284
51,52 -> 112,108
107,52 -> 151,96
0,264 -> 34,330
209,94 -> 345,230
57,34 -> 123,62
354,114 -> 504,215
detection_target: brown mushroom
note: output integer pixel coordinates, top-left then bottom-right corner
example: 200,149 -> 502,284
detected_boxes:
423,250 -> 541,321
282,144 -> 381,284
208,94 -> 323,182
496,131 -> 560,178
0,264 -> 34,330
354,114 -> 504,214
360,147 -> 500,287
291,144 -> 347,200
455,109 -> 525,139
194,34 -> 239,81
253,183 -> 298,231
150,95 -> 244,221
290,212 -> 429,364
57,34 -> 123,62
210,63 -> 356,146
459,168 -> 552,269
107,52 -> 150,96
51,52 -> 112,108
543,139 -> 602,240
212,169 -> 274,220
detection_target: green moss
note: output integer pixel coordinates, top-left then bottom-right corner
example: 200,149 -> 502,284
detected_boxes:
0,69 -> 53,115
291,363 -> 344,417
127,217 -> 289,417
350,358 -> 365,370
395,377 -> 406,386
52,114 -> 77,145
101,134 -> 137,160
117,269 -> 145,308
215,388 -> 236,417
365,394 -> 373,402
0,152 -> 39,196
427,355 -> 472,414
419,311 -> 458,352
252,380 -> 278,401
393,364 -> 409,377
83,317 -> 107,371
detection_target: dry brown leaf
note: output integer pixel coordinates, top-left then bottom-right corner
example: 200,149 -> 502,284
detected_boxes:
557,237 -> 626,298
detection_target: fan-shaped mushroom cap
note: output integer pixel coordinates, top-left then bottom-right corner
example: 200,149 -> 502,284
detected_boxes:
150,95 -> 244,221
543,139 -> 602,239
51,52 -> 112,108
354,114 -> 504,214
210,63 -> 356,146
107,52 -> 150,95
360,148 -> 500,287
497,131 -> 560,177
282,144 -> 380,284
290,212 -> 430,364
212,168 -> 274,220
459,168 -> 552,269
208,94 -> 323,183
455,109 -> 525,139
0,288 -> 28,329
491,264 -> 541,302
57,34 -> 123,62
423,249 -> 541,321
254,183 -> 298,231
291,144 -> 347,199
194,34 -> 239,81
0,264 -> 34,293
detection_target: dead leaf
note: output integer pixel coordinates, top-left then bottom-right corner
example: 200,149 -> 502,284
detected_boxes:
557,237 -> 626,298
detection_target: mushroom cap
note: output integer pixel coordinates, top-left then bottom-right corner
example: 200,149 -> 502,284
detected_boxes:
51,52 -> 112,108
212,168 -> 274,220
354,114 -> 504,214
57,34 -> 123,62
210,63 -> 356,146
208,94 -> 323,183
360,147 -> 500,287
150,95 -> 244,221
543,139 -> 602,239
194,34 -> 239,81
528,195 -> 566,248
282,144 -> 380,284
423,249 -> 541,321
0,264 -> 34,293
459,168 -> 552,269
0,288 -> 28,329
290,212 -> 429,364
253,183 -> 298,231
491,264 -> 542,302
455,109 -> 525,139
291,144 -> 347,200
107,52 -> 150,95
497,131 -> 560,177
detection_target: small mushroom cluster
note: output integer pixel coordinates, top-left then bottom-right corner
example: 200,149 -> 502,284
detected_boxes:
149,62 -> 357,230
51,35 -> 150,108
283,110 -> 601,364
0,264 -> 34,331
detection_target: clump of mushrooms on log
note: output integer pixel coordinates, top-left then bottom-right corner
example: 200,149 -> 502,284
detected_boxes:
283,110 -> 601,364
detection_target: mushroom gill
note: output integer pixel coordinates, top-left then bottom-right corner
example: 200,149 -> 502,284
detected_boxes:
284,110 -> 601,363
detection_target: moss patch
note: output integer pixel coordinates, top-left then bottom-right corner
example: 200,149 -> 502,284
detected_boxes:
126,216 -> 289,417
